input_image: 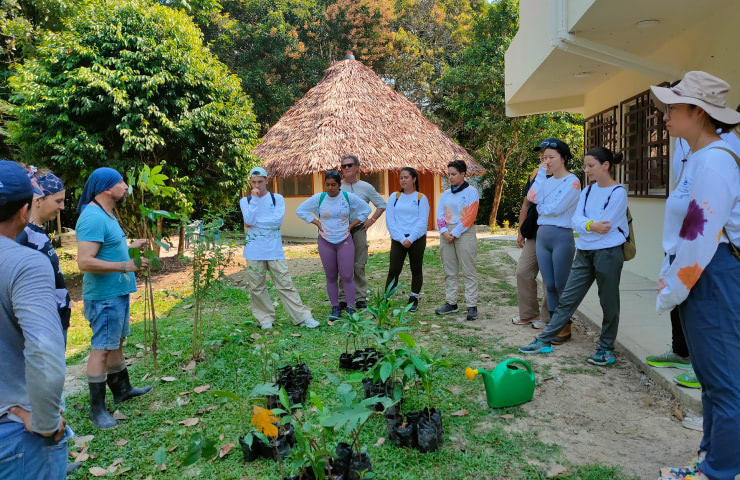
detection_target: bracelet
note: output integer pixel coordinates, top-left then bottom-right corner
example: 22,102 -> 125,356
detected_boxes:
586,220 -> 594,231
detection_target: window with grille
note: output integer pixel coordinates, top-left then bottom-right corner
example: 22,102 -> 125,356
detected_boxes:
276,174 -> 313,197
583,86 -> 670,198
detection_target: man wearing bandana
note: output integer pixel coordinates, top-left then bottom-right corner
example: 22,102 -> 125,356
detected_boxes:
75,168 -> 152,429
16,167 -> 72,344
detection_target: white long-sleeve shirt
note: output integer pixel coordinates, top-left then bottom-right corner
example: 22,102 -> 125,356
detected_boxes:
385,191 -> 430,243
527,168 -> 581,228
296,191 -> 371,244
656,139 -> 740,313
571,184 -> 628,250
436,184 -> 479,238
239,193 -> 286,261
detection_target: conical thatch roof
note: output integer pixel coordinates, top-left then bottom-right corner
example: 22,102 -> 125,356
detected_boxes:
254,59 -> 483,177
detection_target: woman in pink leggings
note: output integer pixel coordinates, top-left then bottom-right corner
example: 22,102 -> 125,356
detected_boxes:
297,171 -> 371,321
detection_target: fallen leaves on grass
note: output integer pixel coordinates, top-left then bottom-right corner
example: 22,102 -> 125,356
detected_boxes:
181,361 -> 196,372
116,439 -> 128,447
196,405 -> 219,415
291,333 -> 302,338
500,414 -> 514,419
74,435 -> 94,449
219,443 -> 235,458
112,410 -> 127,421
479,354 -> 491,360
375,437 -> 385,446
180,418 -> 199,427
194,384 -> 210,394
89,467 -> 108,477
450,409 -> 469,417
161,376 -> 177,382
170,350 -> 183,356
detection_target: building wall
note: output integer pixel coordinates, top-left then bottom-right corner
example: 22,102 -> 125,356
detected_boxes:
279,171 -> 443,240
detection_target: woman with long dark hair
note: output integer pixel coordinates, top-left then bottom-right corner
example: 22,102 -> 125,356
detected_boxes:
296,171 -> 371,320
651,71 -> 740,480
385,167 -> 430,312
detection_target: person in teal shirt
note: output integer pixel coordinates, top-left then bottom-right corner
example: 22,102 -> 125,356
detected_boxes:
76,168 -> 152,429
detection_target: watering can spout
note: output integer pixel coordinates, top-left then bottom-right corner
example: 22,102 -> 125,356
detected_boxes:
464,359 -> 535,408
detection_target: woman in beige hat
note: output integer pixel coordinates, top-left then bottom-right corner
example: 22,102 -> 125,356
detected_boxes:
651,71 -> 740,480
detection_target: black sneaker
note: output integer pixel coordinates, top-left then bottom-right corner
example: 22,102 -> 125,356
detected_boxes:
339,301 -> 347,311
466,307 -> 478,321
407,296 -> 419,313
328,306 -> 342,320
435,303 -> 458,315
356,300 -> 367,309
345,307 -> 356,317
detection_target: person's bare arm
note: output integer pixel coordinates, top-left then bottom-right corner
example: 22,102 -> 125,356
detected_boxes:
77,241 -> 148,273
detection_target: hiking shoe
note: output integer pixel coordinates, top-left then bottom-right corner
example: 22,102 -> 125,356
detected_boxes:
435,303 -> 459,315
673,372 -> 700,389
407,296 -> 419,313
587,349 -> 615,366
299,318 -> 320,328
660,458 -> 701,479
511,316 -> 537,325
339,301 -> 347,311
681,416 -> 703,432
328,306 -> 342,321
260,322 -> 273,330
551,333 -> 571,345
646,349 -> 692,369
531,319 -> 548,329
519,337 -> 553,354
356,300 -> 367,310
345,307 -> 356,317
466,307 -> 478,321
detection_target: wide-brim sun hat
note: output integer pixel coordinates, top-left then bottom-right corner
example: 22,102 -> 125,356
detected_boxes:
650,71 -> 740,125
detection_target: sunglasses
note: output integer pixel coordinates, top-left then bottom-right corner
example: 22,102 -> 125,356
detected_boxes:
341,163 -> 355,169
539,141 -> 558,149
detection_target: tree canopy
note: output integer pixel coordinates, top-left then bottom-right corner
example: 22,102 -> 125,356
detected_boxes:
7,0 -> 258,214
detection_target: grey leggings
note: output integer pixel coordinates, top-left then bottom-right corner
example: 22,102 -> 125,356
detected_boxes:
535,225 -> 575,312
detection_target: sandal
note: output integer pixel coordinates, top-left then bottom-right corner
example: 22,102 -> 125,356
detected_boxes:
511,316 -> 537,325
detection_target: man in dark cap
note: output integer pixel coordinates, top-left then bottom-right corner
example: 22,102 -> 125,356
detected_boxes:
75,168 -> 151,429
0,160 -> 70,479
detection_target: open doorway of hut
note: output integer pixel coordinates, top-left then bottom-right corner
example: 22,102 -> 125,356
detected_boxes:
387,170 -> 436,231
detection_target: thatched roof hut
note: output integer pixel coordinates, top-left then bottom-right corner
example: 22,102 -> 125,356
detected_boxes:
254,58 -> 483,177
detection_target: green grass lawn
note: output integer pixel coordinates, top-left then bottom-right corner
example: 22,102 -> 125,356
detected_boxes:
63,241 -> 636,480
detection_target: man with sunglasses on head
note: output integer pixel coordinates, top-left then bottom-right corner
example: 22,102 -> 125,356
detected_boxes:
338,154 -> 386,310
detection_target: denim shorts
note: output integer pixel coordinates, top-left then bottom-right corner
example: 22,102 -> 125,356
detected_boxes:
0,421 -> 72,480
84,295 -> 130,350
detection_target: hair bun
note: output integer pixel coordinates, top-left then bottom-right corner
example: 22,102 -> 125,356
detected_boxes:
612,152 -> 624,165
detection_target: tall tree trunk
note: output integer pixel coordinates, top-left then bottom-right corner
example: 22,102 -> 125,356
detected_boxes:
489,146 -> 507,227
177,224 -> 185,255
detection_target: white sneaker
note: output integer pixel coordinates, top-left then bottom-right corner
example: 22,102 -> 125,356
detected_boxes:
299,318 -> 320,328
681,416 -> 703,432
260,322 -> 273,330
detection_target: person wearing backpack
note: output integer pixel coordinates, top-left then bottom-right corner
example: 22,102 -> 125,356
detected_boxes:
296,171 -> 371,321
384,167 -> 430,313
240,167 -> 318,330
520,146 -> 628,366
650,72 -> 740,480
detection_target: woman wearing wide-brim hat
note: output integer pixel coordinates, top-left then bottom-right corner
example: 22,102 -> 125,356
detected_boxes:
652,71 -> 740,480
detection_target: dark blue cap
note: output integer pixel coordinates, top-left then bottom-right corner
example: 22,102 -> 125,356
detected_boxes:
0,160 -> 42,204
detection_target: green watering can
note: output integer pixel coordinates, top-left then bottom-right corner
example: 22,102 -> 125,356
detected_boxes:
465,358 -> 535,408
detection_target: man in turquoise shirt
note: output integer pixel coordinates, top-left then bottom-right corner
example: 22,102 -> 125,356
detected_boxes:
76,168 -> 151,429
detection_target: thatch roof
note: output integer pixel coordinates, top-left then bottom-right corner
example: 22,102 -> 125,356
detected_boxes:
254,59 -> 483,177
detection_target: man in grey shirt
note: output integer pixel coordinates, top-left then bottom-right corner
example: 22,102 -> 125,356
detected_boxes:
338,154 -> 386,309
0,160 -> 69,479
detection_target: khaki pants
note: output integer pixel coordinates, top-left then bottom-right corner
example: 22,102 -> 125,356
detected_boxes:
516,238 -> 550,321
439,227 -> 478,307
246,260 -> 312,327
339,227 -> 369,303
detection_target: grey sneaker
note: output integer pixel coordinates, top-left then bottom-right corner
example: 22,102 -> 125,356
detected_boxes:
681,416 -> 703,432
646,349 -> 692,369
466,307 -> 478,321
435,303 -> 458,315
299,318 -> 320,328
260,322 -> 273,330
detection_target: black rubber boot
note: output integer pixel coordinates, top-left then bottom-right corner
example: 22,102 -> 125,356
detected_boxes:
89,381 -> 117,429
107,368 -> 152,404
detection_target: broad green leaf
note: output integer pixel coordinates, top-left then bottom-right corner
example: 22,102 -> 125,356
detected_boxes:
154,446 -> 167,466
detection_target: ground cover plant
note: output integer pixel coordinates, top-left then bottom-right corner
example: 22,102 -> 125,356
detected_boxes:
60,238 -> 675,479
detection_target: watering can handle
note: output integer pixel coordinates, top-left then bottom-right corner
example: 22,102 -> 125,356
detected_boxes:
502,358 -> 534,380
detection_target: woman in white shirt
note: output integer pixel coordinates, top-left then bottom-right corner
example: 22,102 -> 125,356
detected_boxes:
296,171 -> 371,320
520,147 -> 628,366
525,139 -> 581,337
651,71 -> 740,480
384,167 -> 430,313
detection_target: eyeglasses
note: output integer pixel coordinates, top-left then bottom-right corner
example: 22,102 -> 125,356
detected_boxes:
539,141 -> 558,149
341,164 -> 355,169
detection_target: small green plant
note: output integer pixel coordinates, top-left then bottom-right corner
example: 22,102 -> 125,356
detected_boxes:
339,309 -> 375,354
